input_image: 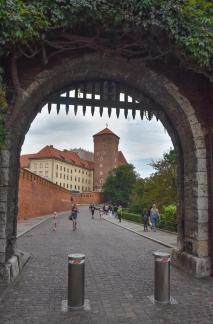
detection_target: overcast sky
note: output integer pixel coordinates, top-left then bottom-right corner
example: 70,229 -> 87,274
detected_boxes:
21,104 -> 173,178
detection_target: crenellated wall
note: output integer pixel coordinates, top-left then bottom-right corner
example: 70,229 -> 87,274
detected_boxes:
18,168 -> 103,220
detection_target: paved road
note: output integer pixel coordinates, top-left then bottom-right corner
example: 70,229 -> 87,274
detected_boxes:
0,206 -> 213,324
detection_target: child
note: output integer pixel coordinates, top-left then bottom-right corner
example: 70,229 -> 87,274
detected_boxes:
53,211 -> 57,231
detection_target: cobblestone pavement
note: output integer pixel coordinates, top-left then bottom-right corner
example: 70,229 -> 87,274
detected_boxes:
0,206 -> 213,324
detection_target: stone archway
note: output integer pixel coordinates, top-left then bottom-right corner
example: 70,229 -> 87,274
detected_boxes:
0,53 -> 211,281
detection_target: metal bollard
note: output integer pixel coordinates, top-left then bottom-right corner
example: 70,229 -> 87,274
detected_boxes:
68,253 -> 85,310
153,251 -> 170,303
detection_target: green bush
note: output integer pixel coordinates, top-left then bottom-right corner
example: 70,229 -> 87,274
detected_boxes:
122,210 -> 142,224
158,204 -> 177,232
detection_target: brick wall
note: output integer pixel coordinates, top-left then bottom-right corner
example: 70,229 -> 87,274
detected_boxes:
18,168 -> 103,219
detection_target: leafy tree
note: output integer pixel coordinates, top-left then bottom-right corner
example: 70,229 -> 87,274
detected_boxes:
102,164 -> 137,207
141,149 -> 177,210
129,178 -> 145,213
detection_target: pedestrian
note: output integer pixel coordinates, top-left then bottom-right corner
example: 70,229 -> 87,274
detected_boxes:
117,205 -> 122,222
142,208 -> 149,231
71,203 -> 79,231
150,204 -> 160,232
113,205 -> 118,218
53,211 -> 57,231
90,203 -> 96,219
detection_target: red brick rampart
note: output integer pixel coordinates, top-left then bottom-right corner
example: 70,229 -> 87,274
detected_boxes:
18,168 -> 104,219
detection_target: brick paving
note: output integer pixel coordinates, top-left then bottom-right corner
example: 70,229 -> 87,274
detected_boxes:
0,206 -> 213,324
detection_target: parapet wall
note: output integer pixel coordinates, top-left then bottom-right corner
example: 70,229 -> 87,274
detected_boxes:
18,168 -> 103,219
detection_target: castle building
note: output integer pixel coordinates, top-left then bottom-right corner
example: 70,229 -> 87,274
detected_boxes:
20,127 -> 127,193
93,128 -> 127,191
20,145 -> 94,192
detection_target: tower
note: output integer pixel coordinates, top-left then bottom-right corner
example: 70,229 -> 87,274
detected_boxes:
93,128 -> 120,191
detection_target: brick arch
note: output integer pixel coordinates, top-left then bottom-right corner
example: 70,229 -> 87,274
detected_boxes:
0,53 -> 211,281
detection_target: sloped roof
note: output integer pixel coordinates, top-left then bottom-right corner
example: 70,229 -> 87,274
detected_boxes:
20,154 -> 36,168
93,127 -> 119,139
117,151 -> 128,166
22,145 -> 94,170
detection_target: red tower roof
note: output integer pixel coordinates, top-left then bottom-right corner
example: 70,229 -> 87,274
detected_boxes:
93,127 -> 120,139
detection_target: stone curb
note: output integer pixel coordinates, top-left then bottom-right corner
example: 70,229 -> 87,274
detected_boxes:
103,217 -> 175,249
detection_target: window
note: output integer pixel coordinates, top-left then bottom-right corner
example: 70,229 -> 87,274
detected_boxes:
70,184 -> 72,189
56,172 -> 58,178
71,169 -> 72,173
60,173 -> 62,179
75,169 -> 76,172
75,185 -> 77,189
71,176 -> 72,181
79,169 -> 81,173
56,181 -> 58,185
40,163 -> 43,168
75,177 -> 77,181
67,168 -> 69,173
45,171 -> 48,175
64,174 -> 65,179
67,176 -> 69,180
78,177 -> 80,182
67,184 -> 69,188
63,183 -> 65,187
45,163 -> 48,168
64,167 -> 66,172
39,171 -> 43,175
78,186 -> 80,190
60,166 -> 62,171
34,163 -> 37,169
56,164 -> 58,170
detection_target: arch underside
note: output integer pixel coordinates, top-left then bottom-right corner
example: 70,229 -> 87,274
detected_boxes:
0,53 -> 211,282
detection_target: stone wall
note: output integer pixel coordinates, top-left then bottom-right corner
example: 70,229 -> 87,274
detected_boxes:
18,168 -> 103,219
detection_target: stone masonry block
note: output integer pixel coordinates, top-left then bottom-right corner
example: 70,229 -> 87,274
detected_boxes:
0,149 -> 11,167
0,211 -> 7,224
7,255 -> 20,282
197,197 -> 208,210
0,224 -> 6,239
0,238 -> 6,253
195,222 -> 209,240
195,148 -> 207,159
196,172 -> 208,185
15,249 -> 31,271
197,159 -> 207,172
0,168 -> 10,186
0,187 -> 8,201
0,202 -> 7,214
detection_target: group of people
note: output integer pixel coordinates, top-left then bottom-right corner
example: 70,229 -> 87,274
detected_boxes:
53,201 -> 160,232
142,204 -> 160,232
89,203 -> 123,222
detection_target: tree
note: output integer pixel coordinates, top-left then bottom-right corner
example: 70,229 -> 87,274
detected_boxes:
102,164 -> 137,207
141,149 -> 177,210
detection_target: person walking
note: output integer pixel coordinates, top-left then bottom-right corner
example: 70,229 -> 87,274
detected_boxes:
117,205 -> 122,223
150,204 -> 160,232
71,203 -> 78,231
142,208 -> 149,231
90,203 -> 96,219
53,211 -> 57,231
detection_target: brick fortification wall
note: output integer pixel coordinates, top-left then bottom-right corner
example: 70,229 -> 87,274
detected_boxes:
18,168 -> 103,219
